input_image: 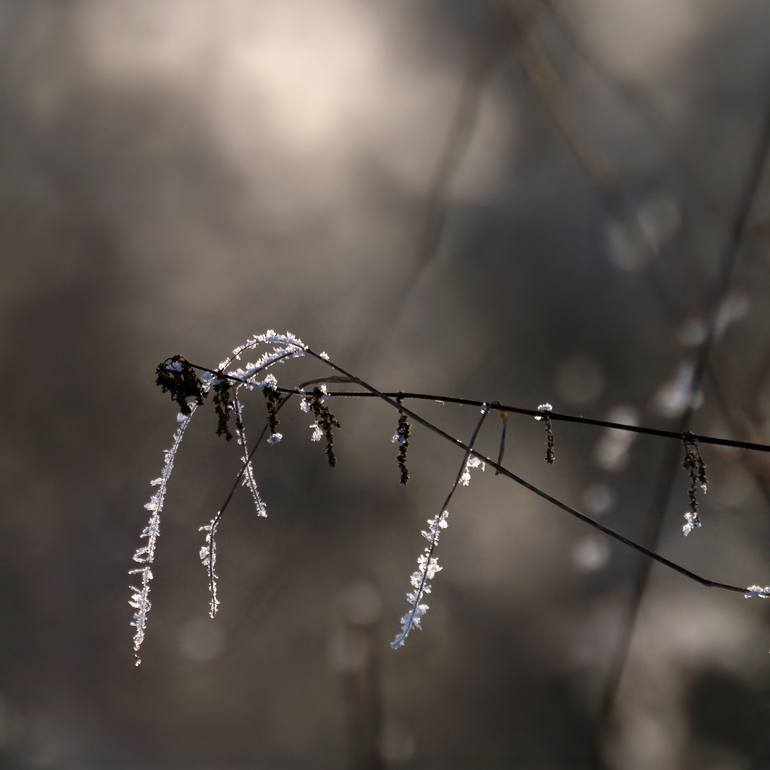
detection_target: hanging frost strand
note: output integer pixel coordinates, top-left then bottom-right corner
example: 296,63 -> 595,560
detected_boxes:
199,516 -> 220,618
535,403 -> 555,464
129,407 -> 196,666
391,405 -> 489,649
392,397 -> 412,484
682,435 -> 708,536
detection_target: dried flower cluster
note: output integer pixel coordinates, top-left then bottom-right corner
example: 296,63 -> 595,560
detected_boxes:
392,399 -> 412,484
682,435 -> 708,536
155,356 -> 204,415
307,386 -> 342,467
535,402 -> 556,464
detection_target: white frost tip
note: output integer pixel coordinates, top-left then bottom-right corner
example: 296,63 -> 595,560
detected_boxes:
534,403 -> 553,421
682,511 -> 701,537
309,422 -> 323,442
267,432 -> 283,445
320,351 -> 330,360
745,585 -> 770,599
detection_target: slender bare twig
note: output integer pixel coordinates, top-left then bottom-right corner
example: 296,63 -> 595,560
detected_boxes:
178,365 -> 770,455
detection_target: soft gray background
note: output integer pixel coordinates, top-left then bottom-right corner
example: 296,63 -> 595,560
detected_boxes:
2,1 -> 770,768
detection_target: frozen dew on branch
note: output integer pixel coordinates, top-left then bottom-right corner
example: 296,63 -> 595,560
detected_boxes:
309,422 -> 323,442
129,406 -> 197,665
267,433 -> 283,445
744,585 -> 770,599
682,511 -> 701,537
460,455 -> 485,487
743,585 -> 770,602
534,403 -> 553,420
199,517 -> 220,618
391,510 -> 449,650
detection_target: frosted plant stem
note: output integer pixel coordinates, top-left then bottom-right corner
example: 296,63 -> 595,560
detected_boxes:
198,393 -> 269,618
234,395 -> 268,519
130,406 -> 197,666
392,405 -> 490,648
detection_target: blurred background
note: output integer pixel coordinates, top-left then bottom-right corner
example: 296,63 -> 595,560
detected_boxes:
2,0 -> 770,767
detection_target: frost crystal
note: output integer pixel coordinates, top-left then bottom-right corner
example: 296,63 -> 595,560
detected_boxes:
130,405 -> 196,665
391,511 -> 449,649
682,510 -> 701,537
460,455 -> 485,486
309,422 -> 323,442
534,403 -> 553,421
267,432 -> 283,445
199,517 -> 220,618
744,585 -> 770,599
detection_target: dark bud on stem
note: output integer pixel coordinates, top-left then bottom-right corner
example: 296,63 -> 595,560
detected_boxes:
311,387 -> 341,467
212,375 -> 234,441
264,387 -> 281,435
682,434 -> 708,512
395,396 -> 411,485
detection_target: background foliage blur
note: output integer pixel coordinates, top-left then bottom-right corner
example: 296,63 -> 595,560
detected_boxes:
2,1 -> 770,768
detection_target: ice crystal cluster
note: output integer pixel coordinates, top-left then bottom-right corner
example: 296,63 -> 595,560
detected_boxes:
391,511 -> 449,649
460,455 -> 485,486
682,511 -> 701,537
744,585 -> 770,599
129,330 -> 305,665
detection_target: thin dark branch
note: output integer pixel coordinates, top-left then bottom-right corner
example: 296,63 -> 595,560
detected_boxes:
495,406 -> 508,475
255,386 -> 770,455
